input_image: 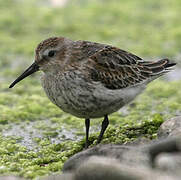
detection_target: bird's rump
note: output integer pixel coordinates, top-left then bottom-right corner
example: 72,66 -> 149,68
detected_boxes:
85,46 -> 176,90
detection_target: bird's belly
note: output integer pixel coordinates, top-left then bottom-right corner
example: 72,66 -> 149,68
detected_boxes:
46,91 -> 125,119
55,93 -> 124,118
41,74 -> 145,119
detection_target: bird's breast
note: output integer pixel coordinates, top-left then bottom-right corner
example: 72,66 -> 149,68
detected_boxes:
40,72 -> 145,119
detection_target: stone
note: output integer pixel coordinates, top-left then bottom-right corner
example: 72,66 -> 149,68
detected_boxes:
158,116 -> 181,138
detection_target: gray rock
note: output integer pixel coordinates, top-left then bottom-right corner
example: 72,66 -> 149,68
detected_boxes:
42,156 -> 179,180
158,116 -> 181,138
155,153 -> 181,172
63,144 -> 149,172
73,156 -> 178,180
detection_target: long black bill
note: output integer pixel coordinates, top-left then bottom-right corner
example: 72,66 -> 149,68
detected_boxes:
9,62 -> 39,88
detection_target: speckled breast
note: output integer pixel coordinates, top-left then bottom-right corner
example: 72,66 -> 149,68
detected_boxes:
40,72 -> 144,119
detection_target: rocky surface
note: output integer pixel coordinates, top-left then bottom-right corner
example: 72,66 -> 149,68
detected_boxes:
44,156 -> 179,180
158,116 -> 181,138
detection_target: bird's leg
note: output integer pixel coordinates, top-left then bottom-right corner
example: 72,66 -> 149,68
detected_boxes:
97,115 -> 109,144
85,118 -> 90,148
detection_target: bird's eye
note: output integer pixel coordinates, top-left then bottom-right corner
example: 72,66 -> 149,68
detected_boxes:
48,50 -> 56,58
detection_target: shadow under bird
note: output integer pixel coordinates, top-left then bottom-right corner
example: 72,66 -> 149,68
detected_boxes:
9,37 -> 176,148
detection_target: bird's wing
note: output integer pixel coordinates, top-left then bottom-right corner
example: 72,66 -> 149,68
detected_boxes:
85,46 -> 174,89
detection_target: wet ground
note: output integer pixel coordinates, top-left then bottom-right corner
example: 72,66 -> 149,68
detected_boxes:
2,121 -> 79,151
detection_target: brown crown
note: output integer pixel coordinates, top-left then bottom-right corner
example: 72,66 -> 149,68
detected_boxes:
36,37 -> 60,54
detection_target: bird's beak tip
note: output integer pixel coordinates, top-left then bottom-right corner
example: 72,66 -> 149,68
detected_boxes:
9,62 -> 39,88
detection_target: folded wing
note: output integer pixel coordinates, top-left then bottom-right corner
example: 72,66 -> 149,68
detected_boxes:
86,46 -> 176,89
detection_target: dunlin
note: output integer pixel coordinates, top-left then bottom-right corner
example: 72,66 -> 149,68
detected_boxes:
9,37 -> 176,148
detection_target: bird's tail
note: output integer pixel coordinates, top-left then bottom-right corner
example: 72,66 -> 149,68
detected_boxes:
140,58 -> 176,78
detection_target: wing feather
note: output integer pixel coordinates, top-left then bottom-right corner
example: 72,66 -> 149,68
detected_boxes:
85,46 -> 175,89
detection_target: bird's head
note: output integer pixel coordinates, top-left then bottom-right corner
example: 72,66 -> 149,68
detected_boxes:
9,37 -> 72,88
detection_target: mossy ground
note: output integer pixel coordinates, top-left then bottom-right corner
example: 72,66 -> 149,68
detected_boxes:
0,0 -> 181,179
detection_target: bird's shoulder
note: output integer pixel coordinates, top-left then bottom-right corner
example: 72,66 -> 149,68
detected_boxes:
72,40 -> 107,60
